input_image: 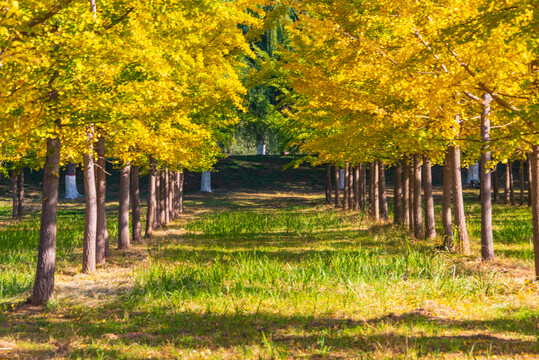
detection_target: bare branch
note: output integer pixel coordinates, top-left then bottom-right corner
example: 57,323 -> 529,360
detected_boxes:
463,91 -> 480,101
413,29 -> 449,74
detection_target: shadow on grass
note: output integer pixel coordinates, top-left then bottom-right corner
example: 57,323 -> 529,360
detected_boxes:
4,305 -> 538,359
184,191 -> 323,212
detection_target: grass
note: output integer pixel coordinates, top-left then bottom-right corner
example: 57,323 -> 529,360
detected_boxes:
0,188 -> 537,359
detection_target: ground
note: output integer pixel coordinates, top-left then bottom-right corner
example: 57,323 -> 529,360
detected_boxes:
0,158 -> 538,359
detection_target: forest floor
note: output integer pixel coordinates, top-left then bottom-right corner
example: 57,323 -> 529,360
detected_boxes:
0,159 -> 538,359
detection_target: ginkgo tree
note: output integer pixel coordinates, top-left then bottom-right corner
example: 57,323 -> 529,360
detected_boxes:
0,0 -> 267,304
265,0 -> 538,278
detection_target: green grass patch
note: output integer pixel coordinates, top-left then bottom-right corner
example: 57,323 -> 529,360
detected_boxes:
0,188 -> 537,359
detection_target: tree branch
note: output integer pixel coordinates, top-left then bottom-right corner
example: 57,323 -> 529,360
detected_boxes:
462,91 -> 480,101
26,0 -> 75,29
103,7 -> 135,30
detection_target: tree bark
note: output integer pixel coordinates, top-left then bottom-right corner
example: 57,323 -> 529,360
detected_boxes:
17,170 -> 24,219
505,162 -> 511,204
510,161 -> 516,206
360,164 -> 367,212
343,162 -> 349,210
145,158 -> 156,238
325,164 -> 332,204
168,171 -> 178,221
493,165 -> 498,203
131,165 -> 141,243
95,134 -> 108,264
379,161 -> 388,221
169,171 -> 174,217
11,170 -> 18,220
160,169 -> 166,225
413,154 -> 423,238
179,171 -> 184,214
394,161 -> 403,225
353,165 -> 360,212
528,154 -> 533,207
403,157 -> 410,228
442,149 -> 454,250
82,143 -> 97,274
334,166 -> 340,207
371,161 -> 380,221
530,146 -> 539,280
480,93 -> 494,261
164,168 -> 170,224
170,171 -> 177,218
32,135 -> 61,305
368,163 -> 374,215
348,163 -> 354,209
423,156 -> 436,239
154,168 -> 161,229
450,145 -> 471,255
117,164 -> 130,249
520,160 -> 525,206
408,157 -> 415,231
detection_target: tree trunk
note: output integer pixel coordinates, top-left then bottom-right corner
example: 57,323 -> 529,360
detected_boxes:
528,154 -> 533,207
17,170 -> 24,218
11,170 -> 18,220
154,169 -> 160,229
160,169 -> 166,225
505,162 -> 511,204
408,157 -> 415,231
32,135 -> 61,305
493,165 -> 498,203
510,162 -> 516,206
145,158 -> 156,238
343,162 -> 349,210
371,161 -> 380,221
179,171 -> 184,214
325,164 -> 332,204
118,164 -> 130,249
95,134 -> 108,264
170,171 -> 177,219
82,144 -> 97,274
530,146 -> 539,280
164,168 -> 170,224
368,163 -> 374,215
413,154 -> 423,238
379,161 -> 388,221
394,161 -> 403,225
348,163 -> 354,209
201,171 -> 212,192
170,171 -> 177,218
450,145 -> 471,255
423,156 -> 436,239
442,149 -> 454,250
403,157 -> 410,228
354,165 -> 360,211
520,160 -> 525,206
360,165 -> 367,212
131,165 -> 141,243
334,166 -> 340,207
65,163 -> 81,200
480,93 -> 494,261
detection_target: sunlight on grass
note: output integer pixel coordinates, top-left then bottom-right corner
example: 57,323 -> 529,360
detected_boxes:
0,190 -> 538,359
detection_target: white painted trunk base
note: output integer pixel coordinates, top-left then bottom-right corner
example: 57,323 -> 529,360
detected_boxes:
339,169 -> 345,190
257,141 -> 266,155
201,171 -> 212,192
65,175 -> 81,199
466,163 -> 480,184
